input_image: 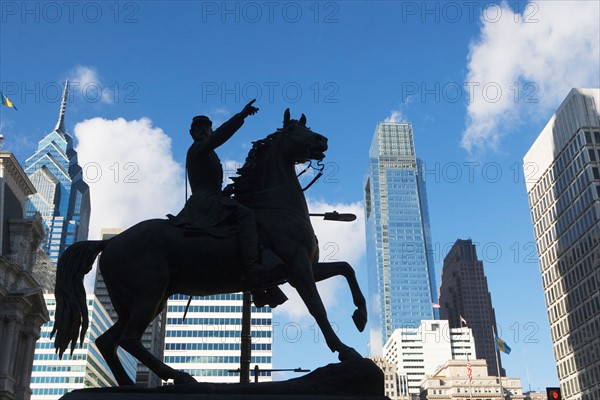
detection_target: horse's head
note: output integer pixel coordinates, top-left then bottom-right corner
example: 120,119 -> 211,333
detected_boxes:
224,109 -> 329,199
279,108 -> 328,164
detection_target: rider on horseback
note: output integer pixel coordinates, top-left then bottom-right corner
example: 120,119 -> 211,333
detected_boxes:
168,100 -> 261,282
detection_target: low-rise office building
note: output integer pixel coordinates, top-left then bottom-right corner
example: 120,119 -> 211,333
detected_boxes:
419,359 -> 525,400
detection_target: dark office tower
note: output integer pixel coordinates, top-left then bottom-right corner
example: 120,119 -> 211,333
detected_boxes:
524,88 -> 600,399
439,239 -> 504,377
93,229 -> 167,388
24,81 -> 90,264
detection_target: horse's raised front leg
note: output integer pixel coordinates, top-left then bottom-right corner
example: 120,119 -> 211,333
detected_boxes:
287,255 -> 362,362
312,261 -> 367,332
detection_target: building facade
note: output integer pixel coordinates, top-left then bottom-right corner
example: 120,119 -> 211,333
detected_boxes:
164,294 -> 272,383
30,294 -> 136,400
364,122 -> 438,351
419,359 -> 525,400
523,88 -> 600,399
438,239 -> 504,377
383,320 -> 475,398
93,229 -> 167,388
370,356 -> 404,400
24,81 -> 90,265
0,153 -> 49,400
522,391 -> 547,400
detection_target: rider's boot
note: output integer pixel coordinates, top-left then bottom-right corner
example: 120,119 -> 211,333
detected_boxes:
237,210 -> 262,286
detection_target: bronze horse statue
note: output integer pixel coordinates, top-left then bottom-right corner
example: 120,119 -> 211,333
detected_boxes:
52,109 -> 367,386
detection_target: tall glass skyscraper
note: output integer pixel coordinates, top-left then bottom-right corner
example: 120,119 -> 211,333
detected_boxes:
364,122 -> 437,351
524,88 -> 600,399
24,81 -> 90,264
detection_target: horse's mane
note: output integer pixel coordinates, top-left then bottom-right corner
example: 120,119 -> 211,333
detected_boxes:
223,130 -> 283,199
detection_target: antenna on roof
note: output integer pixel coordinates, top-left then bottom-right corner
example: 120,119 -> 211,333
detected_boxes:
55,80 -> 69,133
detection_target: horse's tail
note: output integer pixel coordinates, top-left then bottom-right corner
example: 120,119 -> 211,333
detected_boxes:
51,240 -> 109,358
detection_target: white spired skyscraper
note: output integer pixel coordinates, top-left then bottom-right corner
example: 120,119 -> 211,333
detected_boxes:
24,81 -> 90,265
523,88 -> 600,400
364,122 -> 438,353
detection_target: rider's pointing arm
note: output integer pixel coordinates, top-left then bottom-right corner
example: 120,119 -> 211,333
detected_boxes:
207,100 -> 259,150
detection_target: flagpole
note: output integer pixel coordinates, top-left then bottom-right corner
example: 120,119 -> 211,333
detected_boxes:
461,316 -> 473,399
467,353 -> 473,400
492,324 -> 505,400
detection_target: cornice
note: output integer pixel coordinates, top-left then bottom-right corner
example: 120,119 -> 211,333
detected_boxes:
0,153 -> 37,199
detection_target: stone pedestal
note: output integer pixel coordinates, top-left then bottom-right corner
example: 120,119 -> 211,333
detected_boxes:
61,358 -> 389,400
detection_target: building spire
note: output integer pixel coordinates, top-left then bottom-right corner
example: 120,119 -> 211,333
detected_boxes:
55,80 -> 69,133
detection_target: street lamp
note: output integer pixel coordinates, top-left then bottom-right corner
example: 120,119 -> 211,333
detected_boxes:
228,366 -> 310,383
309,211 -> 356,222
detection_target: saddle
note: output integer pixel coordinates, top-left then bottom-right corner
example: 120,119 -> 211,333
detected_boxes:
170,218 -> 289,309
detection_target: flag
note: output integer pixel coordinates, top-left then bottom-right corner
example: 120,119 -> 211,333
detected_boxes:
0,91 -> 17,110
466,359 -> 472,382
496,336 -> 512,355
460,315 -> 468,326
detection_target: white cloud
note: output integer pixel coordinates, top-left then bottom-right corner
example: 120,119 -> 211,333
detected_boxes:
73,117 -> 185,291
462,1 -> 600,153
384,109 -> 406,123
68,65 -> 112,104
368,293 -> 383,357
274,200 -> 366,321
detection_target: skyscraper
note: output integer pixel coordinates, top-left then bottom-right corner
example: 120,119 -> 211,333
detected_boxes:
438,239 -> 504,377
30,294 -> 137,400
523,88 -> 600,399
24,81 -> 90,265
163,294 -> 273,383
364,122 -> 437,351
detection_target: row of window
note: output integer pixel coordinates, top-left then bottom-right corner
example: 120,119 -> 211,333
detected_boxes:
166,317 -> 272,326
560,361 -> 600,398
31,376 -> 84,384
179,369 -> 271,377
166,342 -> 271,351
556,178 -> 596,238
34,353 -> 87,361
166,330 -> 271,338
167,305 -> 270,314
165,355 -> 271,364
555,205 -> 598,262
540,232 -> 597,291
555,311 -> 600,364
170,293 -> 244,301
538,202 -> 597,282
529,129 -> 584,210
535,168 -> 592,241
32,388 -> 68,396
32,364 -> 85,372
528,129 -> 588,205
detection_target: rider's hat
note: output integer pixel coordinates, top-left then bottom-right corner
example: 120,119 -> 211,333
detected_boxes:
191,115 -> 212,129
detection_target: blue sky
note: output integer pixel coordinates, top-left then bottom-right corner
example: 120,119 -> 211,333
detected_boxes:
2,0 -> 599,390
